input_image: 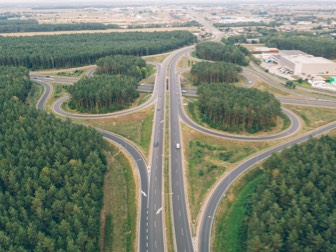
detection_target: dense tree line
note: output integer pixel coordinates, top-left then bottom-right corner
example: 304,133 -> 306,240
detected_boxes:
0,66 -> 107,251
96,55 -> 146,80
0,66 -> 31,102
0,31 -> 196,69
265,34 -> 336,59
246,136 -> 336,251
198,84 -> 281,132
195,41 -> 249,66
68,75 -> 139,113
191,61 -> 242,84
0,20 -> 120,33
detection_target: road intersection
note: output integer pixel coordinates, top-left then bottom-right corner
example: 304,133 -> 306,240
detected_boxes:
33,26 -> 336,252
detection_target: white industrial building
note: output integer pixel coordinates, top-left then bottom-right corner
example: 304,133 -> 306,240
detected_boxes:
272,50 -> 336,75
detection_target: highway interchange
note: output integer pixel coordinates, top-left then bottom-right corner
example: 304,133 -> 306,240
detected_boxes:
32,20 -> 336,252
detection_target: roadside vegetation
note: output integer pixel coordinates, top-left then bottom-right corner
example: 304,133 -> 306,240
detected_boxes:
26,82 -> 43,107
0,19 -> 120,33
181,124 -> 271,221
68,75 -> 139,113
213,168 -> 264,252
100,144 -> 136,252
264,34 -> 336,59
195,41 -> 249,66
96,55 -> 147,80
75,106 -> 154,157
198,84 -> 282,133
191,61 -> 242,84
245,136 -> 336,251
0,31 -> 196,69
0,66 -> 108,251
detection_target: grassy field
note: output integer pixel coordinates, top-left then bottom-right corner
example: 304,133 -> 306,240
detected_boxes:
32,65 -> 96,78
212,168 -> 264,252
252,78 -> 291,96
45,84 -> 69,113
26,82 -> 44,107
77,105 -> 154,158
180,71 -> 194,88
284,105 -> 336,131
177,56 -> 193,69
143,53 -> 169,63
100,144 -> 137,252
181,123 -> 271,221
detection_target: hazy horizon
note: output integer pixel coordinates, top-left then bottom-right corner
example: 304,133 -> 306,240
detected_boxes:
0,0 -> 333,6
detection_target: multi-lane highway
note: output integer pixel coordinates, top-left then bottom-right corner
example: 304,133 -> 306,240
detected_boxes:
32,16 -> 336,251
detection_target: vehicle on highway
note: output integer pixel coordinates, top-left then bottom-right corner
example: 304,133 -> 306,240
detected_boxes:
176,143 -> 180,149
155,141 -> 159,147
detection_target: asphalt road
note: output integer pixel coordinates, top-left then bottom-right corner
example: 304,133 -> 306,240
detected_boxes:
33,76 -> 150,252
169,47 -> 195,252
32,35 -> 336,252
197,121 -> 336,252
33,79 -> 52,110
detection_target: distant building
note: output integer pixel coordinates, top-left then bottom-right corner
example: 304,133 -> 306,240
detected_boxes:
252,46 -> 279,54
246,38 -> 260,44
273,51 -> 336,75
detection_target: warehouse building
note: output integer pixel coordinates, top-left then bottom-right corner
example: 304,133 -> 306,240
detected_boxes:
272,50 -> 336,75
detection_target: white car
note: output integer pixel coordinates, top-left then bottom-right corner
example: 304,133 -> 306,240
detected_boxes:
176,143 -> 180,149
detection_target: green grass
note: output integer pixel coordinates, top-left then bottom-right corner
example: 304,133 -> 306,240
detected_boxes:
139,111 -> 154,150
280,112 -> 291,131
57,69 -> 84,77
213,169 -> 264,252
26,82 -> 44,107
187,139 -> 262,220
294,80 -> 311,88
107,110 -> 154,156
101,145 -> 136,252
147,64 -> 156,77
137,93 -> 151,106
187,99 -> 203,125
103,214 -> 113,251
53,84 -> 68,99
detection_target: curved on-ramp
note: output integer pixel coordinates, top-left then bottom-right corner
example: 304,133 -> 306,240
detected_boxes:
33,77 -> 150,252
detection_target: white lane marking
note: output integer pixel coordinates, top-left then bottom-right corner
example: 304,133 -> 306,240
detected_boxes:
156,207 -> 162,215
141,191 -> 147,197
